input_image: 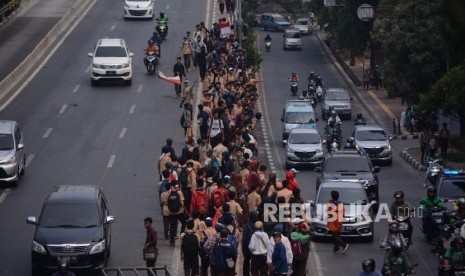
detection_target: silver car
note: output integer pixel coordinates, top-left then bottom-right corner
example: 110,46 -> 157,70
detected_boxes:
352,125 -> 393,166
293,18 -> 313,35
309,181 -> 375,241
322,88 -> 352,120
285,127 -> 324,169
0,120 -> 26,184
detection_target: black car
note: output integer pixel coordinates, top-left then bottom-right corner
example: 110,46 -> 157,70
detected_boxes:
315,150 -> 380,203
437,170 -> 465,202
27,185 -> 114,275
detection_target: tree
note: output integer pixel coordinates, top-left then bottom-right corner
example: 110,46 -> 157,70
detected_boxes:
371,0 -> 446,102
441,0 -> 465,68
419,65 -> 465,138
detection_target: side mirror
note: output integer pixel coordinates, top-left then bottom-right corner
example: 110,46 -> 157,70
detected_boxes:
129,53 -> 134,57
17,143 -> 24,150
388,136 -> 394,141
88,53 -> 93,57
106,216 -> 115,224
371,200 -> 378,205
373,166 -> 380,173
322,140 -> 327,144
308,200 -> 315,206
314,167 -> 322,172
281,117 -> 284,122
26,216 -> 37,225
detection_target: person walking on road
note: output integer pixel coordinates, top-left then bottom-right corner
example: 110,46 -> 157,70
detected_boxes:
143,217 -> 158,276
210,228 -> 238,276
270,231 -> 289,275
242,211 -> 259,276
248,221 -> 269,276
181,38 -> 193,71
439,122 -> 450,159
180,219 -> 200,276
161,183 -> 186,246
173,57 -> 187,96
327,190 -> 349,253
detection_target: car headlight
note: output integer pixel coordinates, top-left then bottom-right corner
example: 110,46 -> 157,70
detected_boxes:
286,147 -> 294,155
32,240 -> 46,254
0,156 -> 16,165
315,148 -> 323,153
92,63 -> 104,69
119,63 -> 130,68
89,240 -> 106,254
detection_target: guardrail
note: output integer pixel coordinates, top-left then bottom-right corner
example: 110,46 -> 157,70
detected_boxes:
101,266 -> 172,276
0,0 -> 21,23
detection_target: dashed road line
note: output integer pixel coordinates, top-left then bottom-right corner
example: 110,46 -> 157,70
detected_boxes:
107,155 -> 116,168
119,127 -> 127,139
25,154 -> 35,167
0,188 -> 11,204
59,104 -> 68,114
129,104 -> 136,114
42,128 -> 53,138
85,66 -> 90,74
166,4 -> 170,10
110,24 -> 116,30
72,84 -> 80,93
137,84 -> 143,93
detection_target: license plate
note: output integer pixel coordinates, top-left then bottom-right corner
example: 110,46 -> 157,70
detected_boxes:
106,71 -> 116,75
343,226 -> 354,232
57,256 -> 78,262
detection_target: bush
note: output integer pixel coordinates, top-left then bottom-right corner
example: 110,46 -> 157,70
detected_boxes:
446,148 -> 465,163
244,30 -> 262,70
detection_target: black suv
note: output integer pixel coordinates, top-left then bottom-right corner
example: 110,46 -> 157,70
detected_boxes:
315,150 -> 380,203
27,185 -> 114,275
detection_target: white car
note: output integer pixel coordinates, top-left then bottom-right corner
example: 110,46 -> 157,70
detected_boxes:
285,127 -> 324,169
293,18 -> 313,35
88,38 -> 133,85
124,0 -> 154,19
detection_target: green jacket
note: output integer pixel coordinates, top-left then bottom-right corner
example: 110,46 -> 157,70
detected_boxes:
444,247 -> 465,266
156,17 -> 168,25
383,251 -> 411,274
290,231 -> 310,245
420,196 -> 443,211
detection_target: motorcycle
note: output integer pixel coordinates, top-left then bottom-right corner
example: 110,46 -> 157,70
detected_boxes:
156,23 -> 168,40
290,81 -> 298,96
145,51 -> 158,75
394,215 -> 411,247
354,118 -> 367,126
426,159 -> 442,187
420,206 -> 448,243
265,41 -> 271,52
316,86 -> 323,102
302,90 -> 317,109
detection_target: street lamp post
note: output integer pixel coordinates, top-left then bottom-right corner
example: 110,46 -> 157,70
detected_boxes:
236,0 -> 243,48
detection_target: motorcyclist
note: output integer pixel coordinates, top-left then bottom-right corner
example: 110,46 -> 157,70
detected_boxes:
344,137 -> 356,149
143,40 -> 159,66
380,222 -> 408,250
289,71 -> 299,82
354,113 -> 367,125
420,186 -> 444,240
383,240 -> 415,276
325,120 -> 340,152
327,109 -> 341,126
315,74 -> 323,87
264,34 -> 272,43
156,12 -> 169,35
52,259 -> 76,276
150,31 -> 162,45
307,71 -> 316,83
442,236 -> 465,273
423,143 -> 441,187
358,258 -> 382,276
455,197 -> 465,222
389,190 -> 413,243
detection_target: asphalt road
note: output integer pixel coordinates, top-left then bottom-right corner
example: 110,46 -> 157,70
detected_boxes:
0,0 -> 441,275
256,30 -> 438,275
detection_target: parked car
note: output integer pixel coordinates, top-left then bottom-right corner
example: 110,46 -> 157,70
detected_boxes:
309,181 -> 375,241
27,185 -> 115,275
352,125 -> 393,166
283,28 -> 302,50
88,38 -> 133,85
123,0 -> 154,19
322,87 -> 352,120
259,13 -> 291,31
285,127 -> 324,169
0,120 -> 26,185
293,17 -> 313,35
281,100 -> 317,146
436,170 -> 465,202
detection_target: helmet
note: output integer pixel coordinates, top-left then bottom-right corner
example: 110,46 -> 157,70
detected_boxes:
347,137 -> 354,144
361,258 -> 375,271
394,190 -> 404,199
292,71 -> 296,75
58,259 -> 69,270
454,236 -> 463,247
357,113 -> 363,119
153,31 -> 159,37
458,198 -> 465,204
148,40 -> 154,45
442,224 -> 453,239
330,110 -> 337,116
427,186 -> 437,194
160,12 -> 165,17
310,71 -> 314,75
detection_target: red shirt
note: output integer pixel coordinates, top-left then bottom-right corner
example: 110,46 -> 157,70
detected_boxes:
146,226 -> 158,247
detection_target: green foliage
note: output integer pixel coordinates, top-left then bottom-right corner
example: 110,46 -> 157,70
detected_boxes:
244,31 -> 263,70
372,0 -> 446,102
441,0 -> 465,67
446,149 -> 465,163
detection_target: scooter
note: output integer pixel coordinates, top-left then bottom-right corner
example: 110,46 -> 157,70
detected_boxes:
316,86 -> 323,102
419,206 -> 447,244
156,23 -> 168,40
290,81 -> 298,96
265,41 -> 271,52
394,215 -> 412,247
145,51 -> 158,75
426,159 -> 442,187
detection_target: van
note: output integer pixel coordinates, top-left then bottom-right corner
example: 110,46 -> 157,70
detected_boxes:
281,100 -> 317,145
259,13 -> 291,31
0,120 -> 26,185
283,28 -> 302,50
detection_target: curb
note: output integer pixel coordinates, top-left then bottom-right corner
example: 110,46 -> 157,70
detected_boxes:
390,134 -> 419,140
400,148 -> 426,171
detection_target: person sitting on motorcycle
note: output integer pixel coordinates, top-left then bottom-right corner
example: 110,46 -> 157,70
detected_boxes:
289,71 -> 299,82
442,236 -> 465,273
358,258 -> 382,276
264,34 -> 272,43
344,137 -> 356,149
383,240 -> 414,276
354,113 -> 367,125
420,186 -> 445,240
315,74 -> 323,87
325,120 -> 339,152
433,224 -> 456,255
380,223 -> 408,250
52,259 -> 76,276
423,145 -> 441,187
307,71 -> 316,83
143,40 -> 159,66
156,12 -> 169,34
389,190 -> 413,244
327,110 -> 341,126
455,197 -> 465,223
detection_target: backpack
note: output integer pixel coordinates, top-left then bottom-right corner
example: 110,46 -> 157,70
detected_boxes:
167,190 -> 181,213
199,231 -> 210,260
180,113 -> 187,128
179,167 -> 189,188
211,189 -> 225,209
181,146 -> 189,159
181,232 -> 199,259
290,239 -> 304,259
194,190 -> 208,214
209,157 -> 221,170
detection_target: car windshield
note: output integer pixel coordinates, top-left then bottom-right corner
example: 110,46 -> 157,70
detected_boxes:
324,157 -> 371,172
273,15 -> 287,23
438,179 -> 465,199
325,91 -> 349,100
39,204 -> 101,228
317,187 -> 367,205
356,130 -> 387,141
289,132 -> 320,144
95,46 -> 127,57
0,134 -> 14,150
296,19 -> 308,25
286,112 -> 315,124
285,32 -> 301,38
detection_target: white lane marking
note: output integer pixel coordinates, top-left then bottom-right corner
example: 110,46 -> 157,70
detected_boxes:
59,104 -> 68,114
137,84 -> 143,93
72,84 -> 80,93
129,104 -> 136,114
25,154 -> 35,168
107,155 -> 116,168
85,66 -> 90,74
119,127 -> 127,139
166,4 -> 170,10
110,24 -> 116,30
42,128 -> 53,138
0,188 -> 11,204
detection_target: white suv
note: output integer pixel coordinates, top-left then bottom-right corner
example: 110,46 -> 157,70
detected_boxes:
124,0 -> 154,19
88,38 -> 133,85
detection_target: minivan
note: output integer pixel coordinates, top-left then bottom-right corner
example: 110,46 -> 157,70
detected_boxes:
259,13 -> 291,31
283,29 -> 302,50
0,120 -> 26,185
281,100 -> 317,146
27,185 -> 115,274
123,0 -> 154,19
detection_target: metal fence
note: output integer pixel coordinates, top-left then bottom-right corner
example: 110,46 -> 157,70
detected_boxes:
0,0 -> 21,23
101,266 -> 172,276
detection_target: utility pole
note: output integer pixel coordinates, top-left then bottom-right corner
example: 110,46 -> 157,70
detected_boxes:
236,0 -> 243,47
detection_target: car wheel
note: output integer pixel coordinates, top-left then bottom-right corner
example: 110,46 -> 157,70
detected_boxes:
20,155 -> 26,176
347,113 -> 352,120
365,234 -> 374,242
285,162 -> 291,170
32,267 -> 44,276
126,79 -> 132,86
91,79 -> 98,86
386,159 -> 393,166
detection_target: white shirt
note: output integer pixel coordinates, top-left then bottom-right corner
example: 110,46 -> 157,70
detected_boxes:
267,235 -> 293,265
209,119 -> 224,137
249,231 -> 269,255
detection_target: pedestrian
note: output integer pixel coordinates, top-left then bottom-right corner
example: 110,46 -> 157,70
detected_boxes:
208,110 -> 224,148
270,231 -> 289,275
158,147 -> 172,181
419,128 -> 430,164
191,178 -> 209,218
198,46 -> 208,81
173,57 -> 187,96
226,190 -> 243,219
242,211 -> 259,276
290,218 -> 311,276
181,38 -> 192,71
285,168 -> 299,191
210,228 -> 237,276
143,217 -> 159,276
159,175 -> 172,240
161,182 -> 186,246
218,0 -> 225,14
327,190 -> 349,253
363,69 -> 370,90
198,104 -> 210,140
247,183 -> 262,213
181,219 -> 200,276
162,138 -> 176,158
276,180 -> 293,203
248,221 -> 269,276
267,225 -> 293,272
199,217 -> 217,276
439,122 -> 450,158
181,103 -> 193,143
